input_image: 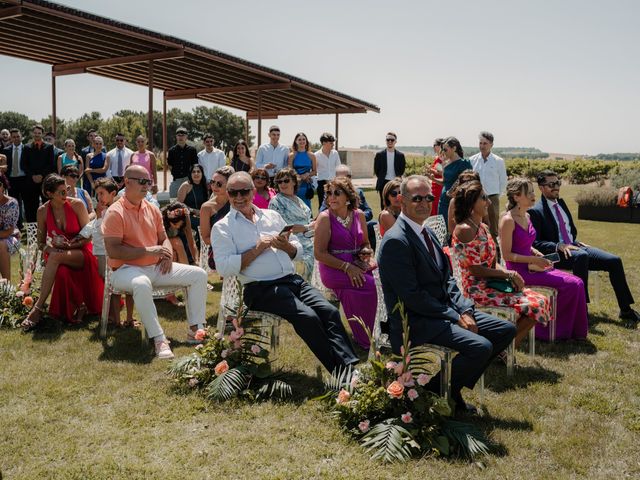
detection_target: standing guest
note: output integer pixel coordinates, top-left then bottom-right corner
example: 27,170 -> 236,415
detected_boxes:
0,129 -> 10,149
251,168 -> 276,209
80,129 -> 103,163
373,132 -> 406,210
105,133 -> 133,188
44,132 -> 63,162
200,166 -> 234,247
3,129 -> 26,229
529,170 -> 639,324
212,171 -> 359,373
451,180 -> 550,349
500,178 -> 588,340
425,137 -> 445,216
378,178 -> 402,237
61,165 -> 94,219
230,139 -> 254,173
0,173 -> 20,280
446,170 -> 481,232
437,136 -> 472,223
315,176 -> 377,350
268,168 -> 314,281
130,135 -> 158,194
21,124 -> 56,222
288,132 -> 317,208
162,201 -> 198,266
378,175 -> 516,414
314,132 -> 341,209
102,165 -> 208,359
177,164 -> 209,241
470,131 -> 507,245
255,125 -> 289,183
57,139 -> 83,176
21,174 -> 104,330
198,133 -> 227,182
167,127 -> 198,198
84,136 -> 108,197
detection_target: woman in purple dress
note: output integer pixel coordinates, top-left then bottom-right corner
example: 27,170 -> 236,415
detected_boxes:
314,176 -> 377,349
499,178 -> 588,340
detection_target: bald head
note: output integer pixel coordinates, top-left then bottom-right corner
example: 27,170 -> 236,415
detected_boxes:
125,164 -> 149,179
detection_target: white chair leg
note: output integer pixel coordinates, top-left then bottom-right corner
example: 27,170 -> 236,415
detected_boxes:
528,327 -> 535,359
99,291 -> 111,338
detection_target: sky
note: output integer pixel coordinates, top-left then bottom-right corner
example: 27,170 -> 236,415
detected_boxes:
2,0 -> 639,155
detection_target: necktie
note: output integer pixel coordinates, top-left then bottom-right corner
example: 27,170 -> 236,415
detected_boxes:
116,149 -> 123,176
553,203 -> 572,244
12,146 -> 19,177
421,228 -> 437,260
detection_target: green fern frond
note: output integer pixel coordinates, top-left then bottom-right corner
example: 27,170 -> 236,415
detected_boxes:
441,420 -> 492,460
255,378 -> 293,400
205,367 -> 249,401
325,365 -> 354,392
360,420 -> 416,463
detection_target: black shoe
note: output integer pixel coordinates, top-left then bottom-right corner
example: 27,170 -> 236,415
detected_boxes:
455,401 -> 479,416
619,309 -> 640,327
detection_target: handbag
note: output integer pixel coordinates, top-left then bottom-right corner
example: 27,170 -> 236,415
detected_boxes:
487,279 -> 514,293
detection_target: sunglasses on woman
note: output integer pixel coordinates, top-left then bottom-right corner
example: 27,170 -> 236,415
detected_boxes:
275,178 -> 291,185
326,189 -> 344,197
254,175 -> 268,181
210,180 -> 225,188
388,190 -> 400,198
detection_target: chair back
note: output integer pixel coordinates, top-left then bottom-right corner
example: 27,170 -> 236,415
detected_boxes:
373,222 -> 383,262
423,215 -> 447,245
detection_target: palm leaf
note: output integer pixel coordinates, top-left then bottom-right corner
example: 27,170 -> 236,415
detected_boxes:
255,378 -> 293,400
360,420 -> 416,463
205,367 -> 248,401
407,345 -> 440,375
441,420 -> 492,460
167,354 -> 199,376
325,365 -> 354,393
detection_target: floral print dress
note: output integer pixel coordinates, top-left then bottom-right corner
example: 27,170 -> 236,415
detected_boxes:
452,223 -> 550,325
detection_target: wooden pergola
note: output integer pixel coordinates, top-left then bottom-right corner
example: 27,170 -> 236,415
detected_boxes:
0,0 -> 379,186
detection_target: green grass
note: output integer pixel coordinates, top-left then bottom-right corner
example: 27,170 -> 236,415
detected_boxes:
1,185 -> 639,479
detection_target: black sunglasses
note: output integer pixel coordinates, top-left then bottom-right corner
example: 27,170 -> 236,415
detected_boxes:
254,175 -> 268,180
386,138 -> 396,142
542,181 -> 562,188
275,178 -> 291,185
228,188 -> 252,197
410,193 -> 435,203
210,180 -> 225,188
128,177 -> 152,186
67,174 -> 79,179
388,190 -> 400,198
326,189 -> 344,197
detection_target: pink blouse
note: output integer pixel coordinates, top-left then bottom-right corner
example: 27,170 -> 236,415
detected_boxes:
253,188 -> 276,209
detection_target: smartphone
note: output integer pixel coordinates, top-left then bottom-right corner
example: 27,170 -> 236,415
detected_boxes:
279,225 -> 294,235
543,252 -> 561,263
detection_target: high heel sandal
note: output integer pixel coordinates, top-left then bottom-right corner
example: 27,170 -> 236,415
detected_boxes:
71,303 -> 88,325
22,304 -> 45,332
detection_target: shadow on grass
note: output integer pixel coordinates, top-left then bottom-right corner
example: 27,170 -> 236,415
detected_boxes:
533,338 -> 598,359
471,412 -> 535,457
588,312 -> 637,331
87,322 -> 153,364
483,363 -> 562,393
29,313 -> 100,342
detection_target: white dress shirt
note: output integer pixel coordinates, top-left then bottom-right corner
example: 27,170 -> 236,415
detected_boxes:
314,148 -> 341,181
546,198 -> 574,244
212,206 -> 303,284
255,143 -> 290,177
400,212 -> 444,269
385,150 -> 396,180
470,152 -> 507,196
198,148 -> 227,180
106,147 -> 133,177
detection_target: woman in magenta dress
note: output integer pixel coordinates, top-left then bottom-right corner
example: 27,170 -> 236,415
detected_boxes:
500,178 -> 588,340
21,174 -> 104,331
251,168 -> 275,209
315,176 -> 376,349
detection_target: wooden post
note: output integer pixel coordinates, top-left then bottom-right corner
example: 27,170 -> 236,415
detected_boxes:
245,111 -> 249,145
147,60 -> 154,150
162,93 -> 167,191
257,91 -> 262,146
51,69 -> 57,135
335,113 -> 339,150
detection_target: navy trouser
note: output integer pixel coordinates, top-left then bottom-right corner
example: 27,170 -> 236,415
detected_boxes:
557,244 -> 634,310
427,311 -> 516,397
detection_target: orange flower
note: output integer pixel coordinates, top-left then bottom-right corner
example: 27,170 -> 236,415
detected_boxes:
22,296 -> 34,308
214,360 -> 229,375
386,380 -> 404,399
337,389 -> 351,404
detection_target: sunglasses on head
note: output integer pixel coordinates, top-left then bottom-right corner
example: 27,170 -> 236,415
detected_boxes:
388,190 -> 400,198
275,178 -> 291,185
254,175 -> 268,180
227,188 -> 252,197
128,177 -> 152,186
326,189 -> 344,197
543,180 -> 562,188
67,173 -> 79,179
410,193 -> 435,203
210,180 -> 225,188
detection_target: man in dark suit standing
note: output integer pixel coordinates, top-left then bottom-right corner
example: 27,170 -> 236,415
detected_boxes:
21,124 -> 55,222
373,132 -> 405,209
378,175 -> 515,413
529,170 -> 639,324
3,128 -> 27,228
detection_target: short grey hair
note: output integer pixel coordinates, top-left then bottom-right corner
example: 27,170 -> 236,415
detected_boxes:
400,175 -> 431,196
227,171 -> 253,189
335,164 -> 351,176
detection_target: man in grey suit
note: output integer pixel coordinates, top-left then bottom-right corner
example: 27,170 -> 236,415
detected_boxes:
378,175 -> 515,413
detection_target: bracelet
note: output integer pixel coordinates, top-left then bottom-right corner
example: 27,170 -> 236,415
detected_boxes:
341,262 -> 349,273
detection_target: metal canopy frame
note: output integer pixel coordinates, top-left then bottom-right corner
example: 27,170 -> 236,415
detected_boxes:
0,0 -> 379,187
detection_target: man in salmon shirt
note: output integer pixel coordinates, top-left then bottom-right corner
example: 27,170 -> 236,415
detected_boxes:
102,165 -> 208,359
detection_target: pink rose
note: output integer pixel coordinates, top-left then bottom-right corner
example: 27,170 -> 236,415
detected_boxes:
250,344 -> 261,355
358,420 -> 370,433
386,381 -> 404,399
407,389 -> 418,401
214,360 -> 229,375
22,296 -> 34,308
385,361 -> 398,370
416,373 -> 432,387
337,389 -> 351,404
220,349 -> 228,358
194,329 -> 207,341
401,412 -> 413,424
188,378 -> 199,388
399,372 -> 414,387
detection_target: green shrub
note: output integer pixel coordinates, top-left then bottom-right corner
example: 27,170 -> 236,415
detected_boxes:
610,163 -> 640,190
575,187 -> 618,207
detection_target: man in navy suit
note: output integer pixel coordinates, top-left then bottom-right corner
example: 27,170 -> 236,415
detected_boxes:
529,170 -> 638,325
378,175 -> 515,413
373,132 -> 406,210
2,129 -> 27,228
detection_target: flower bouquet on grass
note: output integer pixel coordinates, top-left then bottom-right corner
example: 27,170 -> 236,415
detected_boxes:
316,302 -> 492,463
168,287 -> 292,402
0,251 -> 40,328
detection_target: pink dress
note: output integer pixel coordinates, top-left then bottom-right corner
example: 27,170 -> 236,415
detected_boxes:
131,151 -> 153,182
252,188 -> 276,209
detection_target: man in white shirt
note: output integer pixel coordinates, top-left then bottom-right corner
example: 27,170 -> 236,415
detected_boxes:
255,125 -> 289,183
314,132 -> 341,208
105,133 -> 134,188
470,131 -> 507,244
197,133 -> 227,181
212,171 -> 359,372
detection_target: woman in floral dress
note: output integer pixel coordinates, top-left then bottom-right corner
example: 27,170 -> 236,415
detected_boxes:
0,173 -> 20,280
451,180 -> 550,348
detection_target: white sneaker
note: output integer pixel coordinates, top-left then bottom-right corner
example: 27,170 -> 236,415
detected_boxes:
155,340 -> 175,359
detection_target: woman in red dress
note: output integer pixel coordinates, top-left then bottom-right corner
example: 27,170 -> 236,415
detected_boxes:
22,174 -> 104,331
425,137 -> 445,216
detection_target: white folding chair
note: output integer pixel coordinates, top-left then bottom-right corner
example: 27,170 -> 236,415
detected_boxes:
423,214 -> 448,245
24,222 -> 43,273
373,223 -> 383,262
197,227 -> 214,274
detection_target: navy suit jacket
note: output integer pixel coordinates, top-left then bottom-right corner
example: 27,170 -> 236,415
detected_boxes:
378,216 -> 473,353
2,145 -> 22,178
528,196 -> 578,254
373,149 -> 406,191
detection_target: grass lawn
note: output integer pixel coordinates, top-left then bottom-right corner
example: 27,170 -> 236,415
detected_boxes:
1,185 -> 639,479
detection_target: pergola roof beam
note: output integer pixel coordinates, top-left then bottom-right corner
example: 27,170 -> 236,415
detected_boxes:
53,48 -> 185,75
0,5 -> 22,20
165,82 -> 291,99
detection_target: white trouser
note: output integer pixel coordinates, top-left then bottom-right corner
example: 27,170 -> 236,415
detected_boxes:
111,262 -> 208,340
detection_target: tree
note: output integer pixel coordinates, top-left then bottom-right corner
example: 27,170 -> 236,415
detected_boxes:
63,112 -> 104,150
0,111 -> 34,140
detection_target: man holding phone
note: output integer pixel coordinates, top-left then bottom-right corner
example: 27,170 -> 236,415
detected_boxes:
529,170 -> 639,325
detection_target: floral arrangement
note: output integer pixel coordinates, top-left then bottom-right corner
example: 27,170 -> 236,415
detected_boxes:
0,249 -> 39,328
168,282 -> 292,401
316,303 -> 492,463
